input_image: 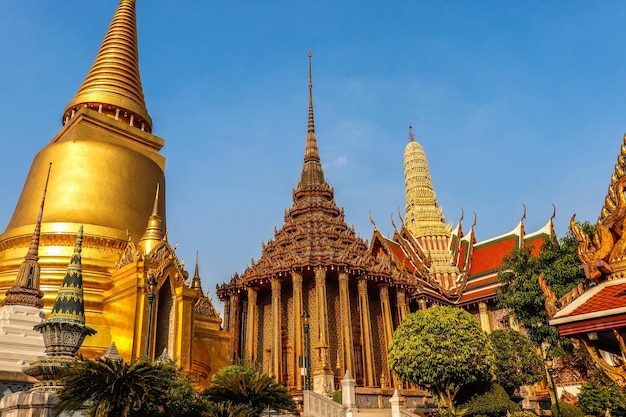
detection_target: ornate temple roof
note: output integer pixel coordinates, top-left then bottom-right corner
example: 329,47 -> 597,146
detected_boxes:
63,0 -> 152,133
220,53 -> 389,291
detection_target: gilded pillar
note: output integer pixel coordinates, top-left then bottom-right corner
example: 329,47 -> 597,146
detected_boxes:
271,279 -> 282,381
478,301 -> 491,333
313,267 -> 333,394
357,278 -> 375,387
379,284 -> 394,386
338,272 -> 354,377
246,286 -> 258,363
229,292 -> 241,363
292,271 -> 304,391
396,288 -> 408,323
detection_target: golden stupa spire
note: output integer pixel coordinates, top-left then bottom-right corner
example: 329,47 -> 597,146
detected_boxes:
2,164 -> 51,308
138,184 -> 165,255
191,251 -> 203,292
63,0 -> 152,132
404,126 -> 448,238
299,51 -> 326,187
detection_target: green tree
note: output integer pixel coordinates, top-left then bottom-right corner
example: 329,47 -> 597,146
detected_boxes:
204,364 -> 297,417
497,223 -> 592,355
388,306 -> 495,412
488,329 -> 544,396
577,370 -> 626,417
54,356 -> 179,417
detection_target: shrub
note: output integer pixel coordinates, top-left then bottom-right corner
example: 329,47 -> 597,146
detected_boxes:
458,382 -> 520,417
511,412 -> 537,417
332,390 -> 342,404
552,401 -> 584,417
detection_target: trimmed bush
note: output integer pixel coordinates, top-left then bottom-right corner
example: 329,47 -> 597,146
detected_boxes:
332,390 -> 342,404
511,412 -> 537,417
458,382 -> 520,417
552,401 -> 584,417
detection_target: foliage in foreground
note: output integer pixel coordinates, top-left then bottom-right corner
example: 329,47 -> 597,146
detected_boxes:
497,223 -> 592,356
553,401 -> 584,417
510,412 -> 538,417
577,369 -> 626,417
388,306 -> 495,412
488,329 -> 544,396
55,355 -> 194,417
204,363 -> 297,417
456,382 -> 520,417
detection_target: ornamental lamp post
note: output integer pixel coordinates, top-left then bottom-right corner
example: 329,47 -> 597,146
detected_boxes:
545,356 -> 561,417
303,310 -> 311,390
145,274 -> 158,357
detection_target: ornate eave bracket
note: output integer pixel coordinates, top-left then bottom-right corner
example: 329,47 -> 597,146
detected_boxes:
583,335 -> 626,388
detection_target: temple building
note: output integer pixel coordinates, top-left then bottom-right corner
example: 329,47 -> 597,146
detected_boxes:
370,126 -> 555,324
546,133 -> 626,388
217,55 -> 555,397
0,0 -> 227,392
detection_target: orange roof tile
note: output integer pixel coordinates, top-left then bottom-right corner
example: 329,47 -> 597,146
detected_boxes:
524,235 -> 544,256
469,236 -> 518,276
570,282 -> 626,316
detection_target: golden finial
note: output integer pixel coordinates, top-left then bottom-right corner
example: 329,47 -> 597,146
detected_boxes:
192,251 -> 203,291
408,125 -> 415,142
63,0 -> 152,132
138,183 -> 165,255
308,50 -> 314,134
300,50 -> 325,187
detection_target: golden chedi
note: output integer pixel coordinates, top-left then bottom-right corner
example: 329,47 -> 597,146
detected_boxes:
0,0 -> 227,387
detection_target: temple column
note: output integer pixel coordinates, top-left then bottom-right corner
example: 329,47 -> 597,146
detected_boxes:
358,278 -> 375,387
478,301 -> 491,333
338,272 -> 354,377
313,267 -> 333,394
379,284 -> 394,387
229,293 -> 241,364
246,286 -> 258,363
223,296 -> 231,332
292,271 -> 304,391
271,279 -> 282,381
396,288 -> 408,323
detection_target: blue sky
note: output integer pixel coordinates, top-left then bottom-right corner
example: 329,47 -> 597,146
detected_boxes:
1,1 -> 625,300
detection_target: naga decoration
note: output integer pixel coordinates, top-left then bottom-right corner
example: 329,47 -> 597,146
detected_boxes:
571,175 -> 626,282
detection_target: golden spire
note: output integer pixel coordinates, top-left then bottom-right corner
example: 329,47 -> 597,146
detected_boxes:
299,51 -> 326,187
138,184 -> 165,255
404,126 -> 447,238
191,251 -> 203,292
62,0 -> 152,132
2,164 -> 51,308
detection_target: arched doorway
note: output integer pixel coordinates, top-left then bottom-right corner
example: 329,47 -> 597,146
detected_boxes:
155,276 -> 175,357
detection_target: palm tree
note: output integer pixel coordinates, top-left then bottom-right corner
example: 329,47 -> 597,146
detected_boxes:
54,356 -> 177,417
204,365 -> 297,417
